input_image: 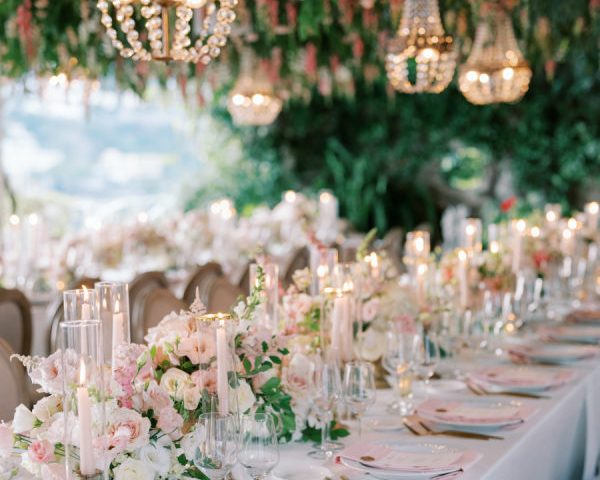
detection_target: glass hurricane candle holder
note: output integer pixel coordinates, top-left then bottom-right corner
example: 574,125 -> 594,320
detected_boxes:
317,190 -> 339,246
404,231 -> 430,265
321,287 -> 355,365
64,287 -> 98,321
584,202 -> 600,234
95,281 -> 131,369
310,246 -> 339,296
195,313 -> 240,418
60,320 -> 105,479
250,263 -> 279,333
461,218 -> 483,257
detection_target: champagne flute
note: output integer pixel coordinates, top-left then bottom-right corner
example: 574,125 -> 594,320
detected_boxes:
308,361 -> 343,459
238,413 -> 279,480
194,413 -> 238,480
343,361 -> 376,439
383,331 -> 418,415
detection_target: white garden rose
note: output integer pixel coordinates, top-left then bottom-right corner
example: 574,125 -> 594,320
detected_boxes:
138,443 -> 171,475
160,368 -> 190,401
113,458 -> 155,480
231,379 -> 256,414
183,385 -> 201,411
12,405 -> 36,434
32,395 -> 62,423
357,328 -> 386,362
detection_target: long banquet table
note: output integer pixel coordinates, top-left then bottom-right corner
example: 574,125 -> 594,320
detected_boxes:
234,351 -> 600,480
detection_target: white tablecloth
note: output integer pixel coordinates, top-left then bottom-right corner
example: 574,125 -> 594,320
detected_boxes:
239,354 -> 600,480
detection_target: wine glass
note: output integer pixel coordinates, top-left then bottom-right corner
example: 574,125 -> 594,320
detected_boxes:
308,361 -> 343,459
383,331 -> 418,415
342,361 -> 376,438
194,413 -> 238,480
238,413 -> 279,480
415,333 -> 440,388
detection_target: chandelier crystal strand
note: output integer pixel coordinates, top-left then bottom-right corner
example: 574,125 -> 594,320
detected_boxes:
97,0 -> 237,63
227,52 -> 283,126
385,0 -> 456,93
458,8 -> 532,105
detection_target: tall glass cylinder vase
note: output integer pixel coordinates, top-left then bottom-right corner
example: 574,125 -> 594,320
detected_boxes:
310,246 -> 338,295
95,281 -> 131,369
61,320 -> 105,479
321,287 -> 355,365
64,288 -> 98,322
194,314 -> 240,418
250,263 -> 279,332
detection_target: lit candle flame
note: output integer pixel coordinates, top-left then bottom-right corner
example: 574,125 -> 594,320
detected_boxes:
457,249 -> 467,262
546,211 -> 557,222
114,299 -> 121,315
415,237 -> 424,253
515,219 -> 526,232
82,285 -> 89,302
79,359 -> 86,385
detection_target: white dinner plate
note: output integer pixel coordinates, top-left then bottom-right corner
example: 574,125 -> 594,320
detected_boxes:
271,464 -> 333,480
365,414 -> 406,431
417,398 -> 524,429
339,441 -> 464,479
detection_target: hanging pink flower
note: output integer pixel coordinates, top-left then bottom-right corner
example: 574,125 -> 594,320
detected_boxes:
353,37 -> 364,60
545,59 -> 557,80
270,47 -> 282,84
267,0 -> 279,27
362,8 -> 377,28
16,0 -> 36,61
330,55 -> 340,73
285,2 -> 297,26
338,0 -> 354,25
305,43 -> 318,81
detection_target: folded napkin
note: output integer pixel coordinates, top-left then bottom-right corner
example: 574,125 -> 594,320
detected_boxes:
469,366 -> 573,389
336,442 -> 480,474
508,344 -> 598,363
416,399 -> 538,427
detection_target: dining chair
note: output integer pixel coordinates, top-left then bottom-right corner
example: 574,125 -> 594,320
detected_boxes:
181,262 -> 224,307
282,247 -> 310,289
0,337 -> 30,421
136,288 -> 188,343
47,277 -> 99,354
206,277 -> 244,314
0,288 -> 32,356
128,271 -> 169,338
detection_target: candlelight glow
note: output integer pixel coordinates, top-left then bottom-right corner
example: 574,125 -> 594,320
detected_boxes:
546,211 -> 557,222
317,265 -> 329,278
284,190 -> 297,203
415,237 -> 424,253
515,219 -> 526,232
490,241 -> 500,254
458,249 -> 467,262
320,191 -> 333,204
79,359 -> 86,385
465,224 -> 476,236
530,226 -> 541,238
563,229 -> 573,240
9,214 -> 20,226
587,202 -> 599,215
417,263 -> 428,276
567,218 -> 578,230
82,285 -> 89,302
114,299 -> 121,314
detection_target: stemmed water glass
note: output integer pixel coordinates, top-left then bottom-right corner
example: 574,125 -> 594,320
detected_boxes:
382,332 -> 418,415
238,413 -> 279,480
307,361 -> 343,459
194,413 -> 238,480
343,361 -> 376,439
415,332 -> 440,388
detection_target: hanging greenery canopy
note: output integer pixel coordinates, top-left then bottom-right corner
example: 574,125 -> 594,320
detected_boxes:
1,0 -> 600,234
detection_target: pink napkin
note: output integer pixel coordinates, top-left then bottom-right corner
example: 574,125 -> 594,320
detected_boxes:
335,442 -> 481,474
416,398 -> 538,426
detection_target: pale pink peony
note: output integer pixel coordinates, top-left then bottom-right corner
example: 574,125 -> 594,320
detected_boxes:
143,381 -> 171,412
28,440 -> 55,463
106,408 -> 151,453
29,349 -> 77,395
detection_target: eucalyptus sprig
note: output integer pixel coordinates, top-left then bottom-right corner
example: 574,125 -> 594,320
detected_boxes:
233,264 -> 266,322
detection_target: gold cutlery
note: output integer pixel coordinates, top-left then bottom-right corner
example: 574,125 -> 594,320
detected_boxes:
402,415 -> 503,440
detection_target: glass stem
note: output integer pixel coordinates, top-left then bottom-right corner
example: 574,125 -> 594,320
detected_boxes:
322,416 -> 330,451
358,416 -> 363,439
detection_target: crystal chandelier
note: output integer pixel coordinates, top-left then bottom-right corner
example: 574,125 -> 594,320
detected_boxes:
97,0 -> 237,63
385,0 -> 456,94
227,58 -> 282,126
458,9 -> 532,105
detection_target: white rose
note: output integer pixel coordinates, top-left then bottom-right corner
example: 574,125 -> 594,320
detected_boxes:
13,405 -> 36,434
160,368 -> 190,401
113,458 -> 155,480
231,379 -> 256,414
183,385 -> 201,411
32,395 -> 62,423
358,328 -> 386,362
138,443 -> 171,475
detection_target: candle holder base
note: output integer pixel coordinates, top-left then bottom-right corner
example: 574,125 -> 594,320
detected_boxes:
78,471 -> 104,480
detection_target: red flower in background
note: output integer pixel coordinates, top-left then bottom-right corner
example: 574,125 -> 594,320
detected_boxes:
533,250 -> 551,270
500,196 -> 517,213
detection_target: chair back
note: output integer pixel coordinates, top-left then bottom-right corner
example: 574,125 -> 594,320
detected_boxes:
0,338 -> 29,421
238,263 -> 251,298
380,227 -> 404,272
207,277 -> 243,313
128,271 -> 169,339
0,288 -> 32,355
181,262 -> 223,306
48,277 -> 99,354
283,247 -> 310,289
136,288 -> 188,343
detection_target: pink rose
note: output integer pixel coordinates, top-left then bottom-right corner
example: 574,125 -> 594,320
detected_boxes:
394,314 -> 417,334
0,424 -> 13,456
157,406 -> 183,439
362,298 -> 380,322
191,369 -> 217,395
28,440 -> 55,464
143,381 -> 171,411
